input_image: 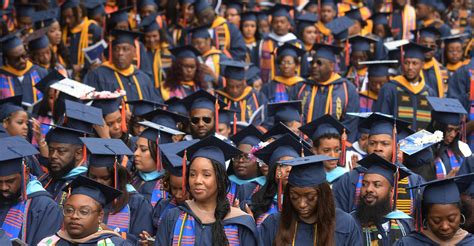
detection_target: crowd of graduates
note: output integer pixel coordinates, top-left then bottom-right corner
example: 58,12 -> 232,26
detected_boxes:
1,0 -> 474,245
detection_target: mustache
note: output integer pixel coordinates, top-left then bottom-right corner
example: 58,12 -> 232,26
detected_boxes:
355,194 -> 392,225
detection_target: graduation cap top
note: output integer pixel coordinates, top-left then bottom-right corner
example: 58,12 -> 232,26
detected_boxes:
142,108 -> 189,130
111,29 -> 142,46
140,13 -> 160,33
241,11 -> 258,22
372,13 -> 389,26
441,33 -> 468,45
358,153 -> 410,185
35,70 -> 65,94
411,26 -> 441,40
220,60 -> 248,80
181,90 -> 226,112
400,42 -> 433,60
225,1 -> 243,13
62,0 -> 81,9
312,43 -> 343,62
64,175 -> 122,207
230,125 -> 263,146
218,109 -> 235,125
161,140 -> 199,177
417,0 -> 439,9
81,137 -> 133,168
427,97 -> 467,126
296,13 -> 318,33
0,136 -> 39,176
177,135 -> 242,166
0,32 -> 23,52
276,42 -> 305,58
359,60 -> 398,77
193,0 -> 212,13
344,7 -> 372,24
282,155 -> 338,187
126,99 -> 165,117
348,35 -> 378,52
63,100 -> 104,132
189,25 -> 211,39
45,124 -> 89,145
169,45 -> 201,59
267,100 -> 302,123
15,3 -> 37,18
139,120 -> 185,144
165,97 -> 188,116
84,0 -> 105,17
32,9 -> 59,29
359,112 -> 410,137
109,7 -> 132,25
254,134 -> 313,167
91,97 -> 122,116
269,4 -> 292,19
27,33 -> 50,51
299,114 -> 348,141
0,96 -> 24,121
139,0 -> 158,8
326,16 -> 355,41
262,122 -> 310,150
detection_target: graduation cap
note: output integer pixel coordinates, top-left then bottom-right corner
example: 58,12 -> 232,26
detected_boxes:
267,100 -> 302,123
225,1 -> 243,13
27,33 -> 50,51
109,7 -> 132,25
220,60 -> 248,80
63,100 -> 104,132
411,26 -> 441,40
182,90 -> 226,112
359,60 -> 398,77
91,97 -> 122,116
139,0 -> 158,8
62,0 -> 81,9
84,0 -> 105,17
178,135 -> 242,167
262,122 -> 310,148
111,29 -> 142,46
246,65 -> 261,85
417,0 -> 439,9
169,45 -> 201,59
141,108 -> 189,130
242,11 -> 258,22
45,124 -> 89,146
230,125 -> 263,146
0,96 -> 24,121
126,99 -> 165,117
427,97 -> 467,126
269,4 -> 292,19
165,97 -> 188,116
139,13 -> 160,33
32,8 -> 59,29
282,155 -> 338,187
348,35 -> 378,52
257,11 -> 269,21
15,3 -> 37,18
399,130 -> 439,169
0,136 -> 39,176
372,13 -> 390,26
193,0 -> 212,13
344,7 -> 372,24
189,25 -> 211,39
64,175 -> 122,207
400,42 -> 433,60
441,33 -> 468,45
254,134 -> 312,167
276,42 -> 305,58
358,153 -> 409,185
34,70 -> 65,94
359,112 -> 410,137
160,140 -> 199,177
0,32 -> 23,53
299,114 -> 348,141
218,108 -> 235,127
296,13 -> 318,34
312,43 -> 343,62
326,16 -> 355,41
139,120 -> 184,144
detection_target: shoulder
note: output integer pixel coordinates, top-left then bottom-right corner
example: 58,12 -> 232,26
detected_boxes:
335,208 -> 359,233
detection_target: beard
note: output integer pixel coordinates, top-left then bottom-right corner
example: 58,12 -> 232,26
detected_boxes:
356,193 -> 392,226
49,158 -> 76,179
0,190 -> 21,205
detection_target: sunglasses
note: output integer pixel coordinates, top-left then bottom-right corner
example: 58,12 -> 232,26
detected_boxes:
191,117 -> 212,125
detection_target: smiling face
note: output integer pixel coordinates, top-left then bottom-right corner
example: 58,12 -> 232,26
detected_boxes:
188,157 -> 218,202
63,194 -> 103,239
360,173 -> 392,206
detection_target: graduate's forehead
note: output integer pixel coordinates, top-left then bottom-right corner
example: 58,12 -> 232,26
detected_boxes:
65,194 -> 101,208
362,173 -> 390,185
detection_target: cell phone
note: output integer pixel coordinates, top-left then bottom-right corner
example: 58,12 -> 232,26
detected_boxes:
146,236 -> 156,243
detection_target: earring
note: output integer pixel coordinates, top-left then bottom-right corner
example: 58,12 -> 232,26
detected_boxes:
422,219 -> 428,229
461,214 -> 466,225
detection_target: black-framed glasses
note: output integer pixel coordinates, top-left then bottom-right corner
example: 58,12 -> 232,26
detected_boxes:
232,153 -> 253,162
63,205 -> 100,218
191,117 -> 212,125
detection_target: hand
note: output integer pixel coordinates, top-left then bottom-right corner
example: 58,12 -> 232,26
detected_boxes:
350,154 -> 359,170
252,79 -> 263,92
200,64 -> 218,81
138,231 -> 153,246
233,198 -> 240,208
31,118 -> 43,143
446,167 -> 460,178
93,119 -> 111,139
244,204 -> 254,218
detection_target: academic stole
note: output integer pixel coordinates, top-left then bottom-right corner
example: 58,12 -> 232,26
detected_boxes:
151,179 -> 168,207
469,69 -> 474,149
2,199 -> 31,240
423,58 -> 445,98
395,87 -> 431,130
362,220 -> 407,246
434,149 -> 464,179
172,212 -> 240,245
102,62 -> 143,111
62,17 -> 95,67
152,48 -> 172,89
218,87 -> 258,122
273,76 -> 303,103
106,205 -> 130,239
0,62 -> 42,102
259,39 -> 275,83
256,203 -> 278,228
211,17 -> 231,56
227,182 -> 238,206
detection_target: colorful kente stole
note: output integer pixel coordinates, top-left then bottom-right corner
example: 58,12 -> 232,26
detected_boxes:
106,205 -> 130,239
353,172 -> 365,211
469,69 -> 474,150
256,203 -> 278,228
362,220 -> 408,246
151,179 -> 168,207
2,199 -> 31,240
260,39 -> 275,83
211,17 -> 231,55
0,61 -> 43,102
435,149 -> 464,179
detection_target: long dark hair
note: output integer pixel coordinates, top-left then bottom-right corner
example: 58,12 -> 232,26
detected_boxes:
251,162 -> 279,220
427,120 -> 463,160
164,57 -> 205,89
187,158 -> 230,246
274,183 -> 336,246
240,18 -> 261,41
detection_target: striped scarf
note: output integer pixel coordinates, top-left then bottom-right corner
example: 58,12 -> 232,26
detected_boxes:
362,220 -> 408,246
62,17 -> 95,67
359,93 -> 375,113
274,82 -> 289,103
259,39 -> 275,83
227,182 -> 238,206
211,17 -> 231,56
106,205 -> 130,239
1,199 -> 31,240
172,212 -> 240,245
469,69 -> 474,150
256,203 -> 278,228
423,58 -> 445,98
151,179 -> 168,207
435,149 -> 464,179
0,62 -> 43,102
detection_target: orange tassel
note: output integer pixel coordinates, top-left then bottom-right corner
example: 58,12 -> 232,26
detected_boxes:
108,36 -> 113,62
462,115 -> 467,143
215,99 -> 219,133
82,144 -> 87,163
277,166 -> 283,212
156,134 -> 162,172
121,100 -> 128,133
182,149 -> 187,193
340,128 -> 347,168
233,112 -> 237,135
392,169 -> 400,211
22,159 -> 27,201
114,157 -> 118,189
392,122 -> 397,163
401,46 -> 404,67
345,39 -> 350,67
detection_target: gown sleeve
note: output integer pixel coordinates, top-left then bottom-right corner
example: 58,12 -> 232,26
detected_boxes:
154,207 -> 180,246
27,195 -> 63,245
332,172 -> 354,213
257,213 -> 279,246
128,193 -> 154,243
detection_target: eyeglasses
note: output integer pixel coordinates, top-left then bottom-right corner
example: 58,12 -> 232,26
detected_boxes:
232,153 -> 254,162
279,61 -> 296,66
314,59 -> 324,66
191,117 -> 212,125
63,205 -> 100,218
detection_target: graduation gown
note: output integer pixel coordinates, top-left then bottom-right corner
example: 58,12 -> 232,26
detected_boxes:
433,142 -> 472,179
84,61 -> 161,102
215,86 -> 267,123
422,58 -> 448,98
131,171 -> 167,207
103,185 -> 154,244
235,179 -> 266,210
62,18 -> 102,67
0,177 -> 62,245
39,166 -> 88,205
152,198 -> 179,229
332,166 -> 425,214
258,209 -> 362,246
155,202 -> 258,245
208,17 -> 247,61
38,230 -> 131,246
0,61 -> 48,103
345,66 -> 368,92
394,230 -> 474,245
295,73 -> 360,142
372,75 -> 436,131
351,214 -> 413,246
389,5 -> 416,40
227,175 -> 266,207
261,76 -> 304,103
144,47 -> 173,90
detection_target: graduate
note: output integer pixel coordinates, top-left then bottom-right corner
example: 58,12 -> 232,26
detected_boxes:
332,113 -> 425,214
126,99 -> 165,137
296,43 -> 360,141
14,3 -> 36,33
0,33 -> 48,103
38,175 -> 129,246
248,134 -> 313,227
224,2 -> 242,27
261,42 -> 306,103
191,0 -> 247,61
240,12 -> 260,64
352,154 -> 414,246
215,60 -> 267,123
257,4 -> 306,83
227,125 -> 265,206
389,0 -> 416,40
345,35 -> 377,92
0,136 -> 62,245
216,109 -> 234,138
266,100 -> 303,134
372,42 -> 437,131
358,60 -> 398,113
344,7 -> 373,36
60,0 -> 102,79
395,174 -> 474,245
300,114 -> 350,181
132,115 -> 186,206
415,0 -> 451,37
295,13 -> 318,53
161,46 -> 203,101
258,155 -> 363,245
83,0 -> 106,25
156,136 -> 258,245
324,16 -> 356,73
345,117 -> 370,167
414,26 -> 448,98
426,97 -> 472,179
83,138 -> 154,244
315,0 -> 338,44
27,29 -> 67,76
371,13 -> 393,42
84,29 -> 161,102
400,131 -> 438,182
442,34 -> 470,77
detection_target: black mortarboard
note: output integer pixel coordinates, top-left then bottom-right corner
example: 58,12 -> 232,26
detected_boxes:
193,0 -> 212,13
189,25 -> 211,39
372,13 -> 389,26
0,96 -> 24,121
296,13 -> 317,34
358,153 -> 409,185
411,26 -> 441,40
45,125 -> 88,145
246,65 -> 261,85
417,0 -> 439,9
141,108 -> 189,130
220,60 -> 248,80
169,45 -> 201,59
326,16 -> 354,41
64,175 -> 122,207
62,0 -> 81,9
81,137 -> 133,168
218,109 -> 235,126
34,70 -> 65,94
139,13 -> 160,33
441,33 -> 467,45
269,4 -> 292,19
359,112 -> 410,136
27,33 -> 50,51
344,7 -> 371,24
267,100 -> 302,123
161,140 -> 199,177
262,122 -> 311,150
109,7 -> 131,25
230,125 -> 263,146
226,1 -> 243,13
91,97 -> 122,116
139,0 -> 158,8
299,114 -> 348,141
400,42 -> 433,60
181,90 -> 226,112
139,120 -> 185,144
254,134 -> 313,167
0,136 -> 39,176
359,60 -> 398,77
312,43 -> 343,62
126,99 -> 165,117
63,100 -> 104,132
84,0 -> 105,17
111,29 -> 142,46
178,135 -> 242,166
0,32 -> 23,52
241,11 -> 258,22
427,97 -> 467,126
276,42 -> 305,58
165,97 -> 188,116
283,155 -> 338,187
348,35 -> 377,52
15,3 -> 37,18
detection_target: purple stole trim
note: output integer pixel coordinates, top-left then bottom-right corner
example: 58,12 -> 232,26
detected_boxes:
151,179 -> 167,207
106,204 -> 130,233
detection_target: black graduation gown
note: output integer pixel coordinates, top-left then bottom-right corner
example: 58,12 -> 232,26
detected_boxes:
0,63 -> 48,103
39,166 -> 88,205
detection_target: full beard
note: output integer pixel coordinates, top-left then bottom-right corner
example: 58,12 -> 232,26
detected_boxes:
49,159 -> 76,180
0,190 -> 21,205
356,194 -> 392,226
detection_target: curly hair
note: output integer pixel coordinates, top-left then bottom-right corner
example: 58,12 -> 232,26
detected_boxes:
164,57 -> 206,89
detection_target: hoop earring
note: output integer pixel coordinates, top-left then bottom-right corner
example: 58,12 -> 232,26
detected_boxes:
461,214 -> 466,225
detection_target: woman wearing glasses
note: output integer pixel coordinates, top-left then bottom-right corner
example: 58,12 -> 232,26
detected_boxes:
39,176 -> 129,246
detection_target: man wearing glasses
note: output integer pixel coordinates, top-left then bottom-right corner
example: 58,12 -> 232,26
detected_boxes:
295,43 -> 360,142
